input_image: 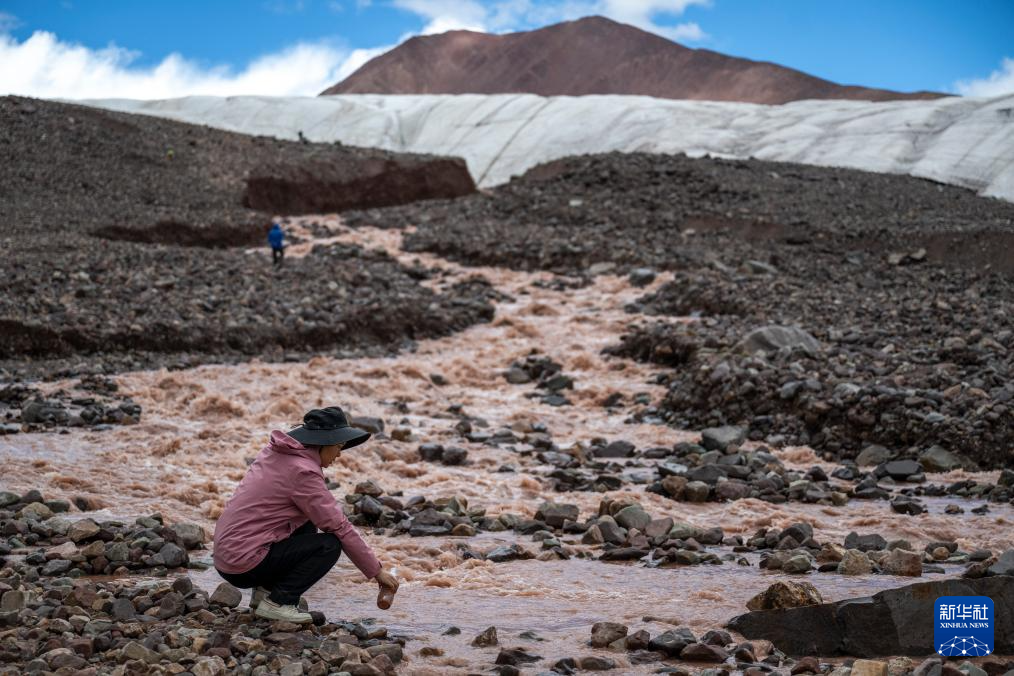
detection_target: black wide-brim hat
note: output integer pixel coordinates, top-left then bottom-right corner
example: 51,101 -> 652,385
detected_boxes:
288,406 -> 371,449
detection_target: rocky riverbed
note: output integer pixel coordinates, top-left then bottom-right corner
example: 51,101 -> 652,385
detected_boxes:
0,96 -> 483,387
346,152 -> 1014,470
1,214 -> 1012,675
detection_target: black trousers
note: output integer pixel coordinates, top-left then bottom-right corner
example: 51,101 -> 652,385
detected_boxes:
217,520 -> 342,605
272,247 -> 285,266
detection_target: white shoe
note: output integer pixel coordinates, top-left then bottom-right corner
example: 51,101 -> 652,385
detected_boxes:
254,598 -> 313,624
251,587 -> 308,611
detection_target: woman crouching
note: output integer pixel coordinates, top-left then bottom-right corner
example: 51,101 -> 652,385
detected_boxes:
213,406 -> 398,623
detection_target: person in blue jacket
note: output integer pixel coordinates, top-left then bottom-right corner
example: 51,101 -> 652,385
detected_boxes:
268,222 -> 285,267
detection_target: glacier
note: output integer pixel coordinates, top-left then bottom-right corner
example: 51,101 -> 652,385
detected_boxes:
79,93 -> 1014,202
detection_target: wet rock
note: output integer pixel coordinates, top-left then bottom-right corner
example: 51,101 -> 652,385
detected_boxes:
855,445 -> 893,467
879,460 -> 923,481
613,505 -> 651,531
700,426 -> 746,452
881,549 -> 922,576
67,518 -> 101,543
684,481 -> 711,502
472,626 -> 499,647
590,622 -> 628,648
649,627 -> 697,655
629,268 -> 657,287
891,496 -> 925,516
845,532 -> 887,552
986,549 -> 1014,576
536,502 -> 579,529
158,542 -> 187,568
837,550 -> 873,576
596,440 -> 636,458
169,522 -> 207,549
729,576 -> 1014,657
680,642 -> 729,662
782,555 -> 813,574
210,582 -> 242,607
746,581 -> 823,611
442,446 -> 469,465
355,480 -> 384,496
495,647 -> 541,665
579,656 -> 617,670
661,476 -> 688,499
918,446 -> 962,472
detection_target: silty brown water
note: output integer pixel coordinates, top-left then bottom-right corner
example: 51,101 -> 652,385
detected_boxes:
1,215 -> 1011,673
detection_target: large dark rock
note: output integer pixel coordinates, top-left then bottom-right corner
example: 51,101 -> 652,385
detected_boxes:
728,576 -> 1014,657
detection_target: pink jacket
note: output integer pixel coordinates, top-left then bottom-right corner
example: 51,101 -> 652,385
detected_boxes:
213,430 -> 381,580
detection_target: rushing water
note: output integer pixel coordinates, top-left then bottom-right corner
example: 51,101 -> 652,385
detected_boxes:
2,216 -> 1011,673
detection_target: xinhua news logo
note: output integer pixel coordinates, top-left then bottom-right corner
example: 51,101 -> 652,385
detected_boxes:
935,596 -> 994,657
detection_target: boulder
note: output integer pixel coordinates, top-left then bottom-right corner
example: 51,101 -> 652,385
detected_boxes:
987,550 -> 1014,576
700,426 -> 746,452
918,446 -> 962,473
746,581 -> 823,611
728,576 -> 1014,657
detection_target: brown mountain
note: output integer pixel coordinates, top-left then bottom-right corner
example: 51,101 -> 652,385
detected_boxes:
322,16 -> 943,104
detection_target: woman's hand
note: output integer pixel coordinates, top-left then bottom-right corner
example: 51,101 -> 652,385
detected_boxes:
375,569 -> 399,591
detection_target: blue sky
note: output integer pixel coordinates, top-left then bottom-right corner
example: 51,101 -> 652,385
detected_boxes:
1,0 -> 1012,99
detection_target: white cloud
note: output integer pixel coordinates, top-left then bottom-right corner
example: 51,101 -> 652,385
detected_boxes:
392,0 -> 709,42
955,57 -> 1014,97
392,0 -> 488,33
0,30 -> 370,99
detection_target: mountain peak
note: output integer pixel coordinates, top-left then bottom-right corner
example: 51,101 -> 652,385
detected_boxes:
321,17 -> 943,103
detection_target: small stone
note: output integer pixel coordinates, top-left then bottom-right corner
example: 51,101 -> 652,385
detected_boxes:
170,522 -> 208,549
590,622 -> 628,648
110,597 -> 136,621
680,642 -> 729,662
881,549 -> 922,577
210,582 -> 242,607
472,626 -> 498,647
355,480 -> 384,496
782,555 -> 812,574
700,426 -> 746,452
837,549 -> 873,576
579,655 -> 617,670
851,660 -> 889,676
67,518 -> 101,543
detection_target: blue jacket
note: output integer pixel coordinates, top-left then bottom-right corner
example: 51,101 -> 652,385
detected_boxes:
268,224 -> 284,249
